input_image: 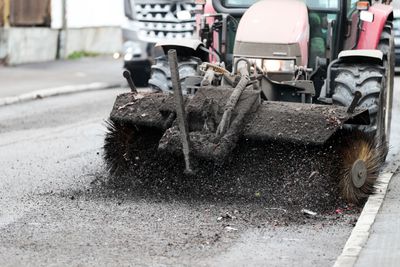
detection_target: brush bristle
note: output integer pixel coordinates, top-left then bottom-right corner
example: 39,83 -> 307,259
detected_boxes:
103,120 -> 135,177
338,130 -> 386,204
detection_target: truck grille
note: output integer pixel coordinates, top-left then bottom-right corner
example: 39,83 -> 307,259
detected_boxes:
135,2 -> 196,41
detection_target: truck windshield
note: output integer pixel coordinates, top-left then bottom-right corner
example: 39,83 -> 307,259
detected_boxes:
222,0 -> 339,9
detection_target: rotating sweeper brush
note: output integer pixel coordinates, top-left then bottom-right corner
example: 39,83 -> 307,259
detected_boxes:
336,130 -> 386,204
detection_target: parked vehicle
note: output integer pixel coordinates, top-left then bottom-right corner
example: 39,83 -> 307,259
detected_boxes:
122,0 -> 196,86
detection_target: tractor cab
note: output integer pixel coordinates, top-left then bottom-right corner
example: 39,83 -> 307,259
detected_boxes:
204,0 -> 369,102
209,0 -> 361,69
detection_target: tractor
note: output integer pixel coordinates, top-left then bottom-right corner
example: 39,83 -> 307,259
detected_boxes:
105,0 -> 395,205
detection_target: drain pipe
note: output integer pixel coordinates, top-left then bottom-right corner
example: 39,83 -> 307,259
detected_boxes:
57,0 -> 68,59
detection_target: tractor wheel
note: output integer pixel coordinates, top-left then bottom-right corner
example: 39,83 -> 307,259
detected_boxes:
332,23 -> 395,204
148,55 -> 201,94
333,21 -> 394,150
332,63 -> 384,136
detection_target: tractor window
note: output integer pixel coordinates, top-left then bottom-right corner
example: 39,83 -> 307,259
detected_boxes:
347,0 -> 358,16
305,0 -> 339,9
222,0 -> 258,7
308,11 -> 338,67
221,0 -> 259,7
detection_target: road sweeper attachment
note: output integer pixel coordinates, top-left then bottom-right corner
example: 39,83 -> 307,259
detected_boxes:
104,50 -> 385,206
104,0 -> 394,207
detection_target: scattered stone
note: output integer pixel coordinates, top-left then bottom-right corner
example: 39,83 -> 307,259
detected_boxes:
225,226 -> 238,232
217,212 -> 236,221
224,212 -> 236,220
301,209 -> 317,217
308,171 -> 319,179
266,208 -> 287,213
335,208 -> 343,215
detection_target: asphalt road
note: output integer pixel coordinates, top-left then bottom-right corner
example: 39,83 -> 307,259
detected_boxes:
0,57 -> 122,98
0,77 -> 399,266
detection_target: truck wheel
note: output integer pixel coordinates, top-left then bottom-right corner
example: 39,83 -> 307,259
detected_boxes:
124,62 -> 151,87
148,55 -> 201,94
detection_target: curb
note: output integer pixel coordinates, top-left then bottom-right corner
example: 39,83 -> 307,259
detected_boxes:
333,163 -> 399,267
0,82 -> 122,107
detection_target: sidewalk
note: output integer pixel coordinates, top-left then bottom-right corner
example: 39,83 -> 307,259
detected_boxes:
354,170 -> 400,267
0,56 -> 124,100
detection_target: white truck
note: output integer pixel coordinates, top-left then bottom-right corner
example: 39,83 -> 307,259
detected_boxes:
122,0 -> 196,86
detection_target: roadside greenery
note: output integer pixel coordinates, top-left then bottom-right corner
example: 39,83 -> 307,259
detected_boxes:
67,50 -> 100,60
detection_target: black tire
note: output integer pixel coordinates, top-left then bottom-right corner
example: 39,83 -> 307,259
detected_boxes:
332,22 -> 394,150
124,61 -> 151,87
378,22 -> 395,146
148,55 -> 201,94
332,64 -> 383,132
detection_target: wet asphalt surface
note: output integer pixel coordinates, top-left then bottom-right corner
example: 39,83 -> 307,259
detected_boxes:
0,77 -> 399,266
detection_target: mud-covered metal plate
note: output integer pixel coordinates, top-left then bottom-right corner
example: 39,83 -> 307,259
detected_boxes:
243,101 -> 370,145
110,93 -> 177,129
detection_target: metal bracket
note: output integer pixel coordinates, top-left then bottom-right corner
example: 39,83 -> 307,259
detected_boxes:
123,70 -> 138,94
168,49 -> 193,174
347,91 -> 362,114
